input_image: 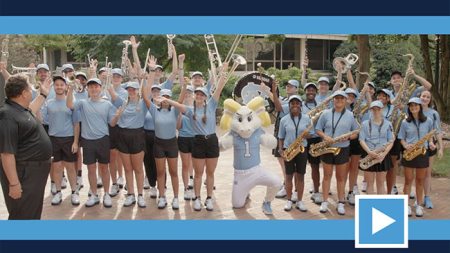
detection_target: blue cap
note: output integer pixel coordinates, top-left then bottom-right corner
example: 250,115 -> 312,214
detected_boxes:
160,89 -> 172,97
287,80 -> 299,88
36,64 -> 50,71
408,97 -> 422,105
112,68 -> 123,76
151,84 -> 162,90
377,89 -> 394,101
370,100 -> 384,109
194,87 -> 208,96
345,88 -> 359,98
87,78 -> 102,86
75,71 -> 87,79
191,71 -> 204,78
125,82 -> 140,90
98,67 -> 107,73
186,85 -> 194,92
288,95 -> 302,103
62,64 -> 74,72
318,76 -> 330,83
303,82 -> 317,90
332,90 -> 348,98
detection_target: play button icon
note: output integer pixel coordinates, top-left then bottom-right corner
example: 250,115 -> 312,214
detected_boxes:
355,195 -> 408,248
372,207 -> 396,235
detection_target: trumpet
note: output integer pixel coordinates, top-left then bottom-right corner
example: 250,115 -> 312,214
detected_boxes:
333,53 -> 359,73
167,34 -> 176,59
12,65 -> 38,88
121,40 -> 132,79
103,62 -> 113,92
1,35 -> 10,63
216,54 -> 247,91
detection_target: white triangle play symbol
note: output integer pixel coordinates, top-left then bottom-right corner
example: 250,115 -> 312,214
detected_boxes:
372,207 -> 396,235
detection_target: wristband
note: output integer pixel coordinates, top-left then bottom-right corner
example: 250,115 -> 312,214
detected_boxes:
40,93 -> 47,99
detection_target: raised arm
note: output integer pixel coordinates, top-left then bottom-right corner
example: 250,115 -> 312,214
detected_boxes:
130,36 -> 142,77
271,79 -> 282,112
212,62 -> 229,102
410,69 -> 432,90
0,62 -> 11,81
163,97 -> 186,114
347,69 -> 356,89
30,77 -> 51,114
143,56 -> 157,109
167,44 -> 178,82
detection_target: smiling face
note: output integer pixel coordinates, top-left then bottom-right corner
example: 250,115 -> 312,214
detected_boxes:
318,81 -> 329,94
37,69 -> 49,82
231,106 -> 261,139
112,74 -> 123,85
305,87 -> 317,101
333,95 -> 346,109
126,87 -> 138,99
286,84 -> 298,96
151,88 -> 161,98
53,79 -> 67,96
289,99 -> 302,115
371,107 -> 382,119
377,92 -> 389,105
420,90 -> 431,107
346,93 -> 356,104
391,73 -> 403,90
194,91 -> 207,104
192,75 -> 204,87
408,102 -> 421,115
87,83 -> 102,99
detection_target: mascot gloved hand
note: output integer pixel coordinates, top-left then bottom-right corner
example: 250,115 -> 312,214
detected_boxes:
219,97 -> 281,215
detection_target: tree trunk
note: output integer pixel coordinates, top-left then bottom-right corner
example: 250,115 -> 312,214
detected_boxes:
442,35 -> 450,121
356,35 -> 370,89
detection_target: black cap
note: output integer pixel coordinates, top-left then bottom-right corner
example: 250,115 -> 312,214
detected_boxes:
52,76 -> 66,83
390,70 -> 402,78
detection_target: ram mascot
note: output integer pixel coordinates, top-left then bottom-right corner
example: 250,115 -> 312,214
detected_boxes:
219,96 -> 281,215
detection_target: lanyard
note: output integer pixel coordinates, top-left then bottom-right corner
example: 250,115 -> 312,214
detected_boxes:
304,100 -> 317,111
331,109 -> 345,137
412,119 -> 421,140
291,114 -> 302,138
384,104 -> 391,119
369,119 -> 384,145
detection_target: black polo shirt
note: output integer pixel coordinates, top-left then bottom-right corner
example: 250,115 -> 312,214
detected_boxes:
0,99 -> 52,162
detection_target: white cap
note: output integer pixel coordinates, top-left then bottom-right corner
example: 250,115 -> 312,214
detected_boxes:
87,78 -> 102,86
98,67 -> 107,73
287,80 -> 299,88
303,82 -> 317,90
318,77 -> 330,83
191,71 -> 204,78
194,87 -> 208,96
112,68 -> 123,76
370,100 -> 384,109
36,64 -> 50,71
151,84 -> 162,90
345,88 -> 359,98
408,97 -> 422,105
155,65 -> 163,70
186,85 -> 194,92
62,64 -> 74,72
125,82 -> 140,90
75,71 -> 87,79
288,95 -> 303,103
377,89 -> 394,101
332,90 -> 348,98
160,89 -> 172,97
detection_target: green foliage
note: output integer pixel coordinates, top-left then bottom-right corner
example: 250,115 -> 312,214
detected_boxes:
266,66 -> 305,96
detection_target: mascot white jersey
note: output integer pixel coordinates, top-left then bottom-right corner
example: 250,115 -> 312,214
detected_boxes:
219,97 -> 281,215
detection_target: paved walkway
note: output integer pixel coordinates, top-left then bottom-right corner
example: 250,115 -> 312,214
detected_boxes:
1,127 -> 449,220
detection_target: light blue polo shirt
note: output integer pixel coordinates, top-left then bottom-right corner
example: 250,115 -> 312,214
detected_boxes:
118,99 -> 148,129
398,117 -> 434,148
73,98 -> 117,140
106,84 -> 128,108
178,114 -> 195,137
278,113 -> 312,148
359,119 -> 393,150
74,90 -> 88,101
43,97 -> 80,137
423,108 -> 441,133
185,98 -> 218,135
315,108 -> 359,148
302,99 -> 320,138
149,102 -> 179,139
231,128 -> 264,170
315,92 -> 332,104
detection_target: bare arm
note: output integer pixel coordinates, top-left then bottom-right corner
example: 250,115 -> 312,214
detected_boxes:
0,62 -> 11,81
30,77 -> 51,115
347,69 -> 356,89
412,72 -> 432,90
167,45 -> 178,82
1,153 -> 22,199
72,122 -> 80,154
66,85 -> 75,110
211,62 -> 229,102
177,113 -> 183,130
177,54 -> 186,104
130,36 -> 142,77
143,56 -> 157,109
271,80 -> 282,112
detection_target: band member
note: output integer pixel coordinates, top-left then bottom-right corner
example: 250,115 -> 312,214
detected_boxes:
278,95 -> 312,212
272,79 -> 300,199
178,85 -> 195,201
315,90 -> 359,215
398,97 -> 435,217
74,71 -> 88,190
0,75 -> 52,219
419,90 -> 443,209
180,63 -> 228,212
359,101 -> 394,194
316,77 -> 332,104
107,68 -> 128,195
302,82 -> 323,204
67,78 -> 120,208
42,76 -> 81,206
376,89 -> 394,119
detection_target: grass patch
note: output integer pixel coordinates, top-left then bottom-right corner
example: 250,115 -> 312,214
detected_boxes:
432,148 -> 450,177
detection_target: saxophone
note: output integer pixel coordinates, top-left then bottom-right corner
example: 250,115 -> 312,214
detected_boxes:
359,140 -> 394,170
352,72 -> 370,122
309,128 -> 360,157
403,129 -> 436,161
282,114 -> 319,162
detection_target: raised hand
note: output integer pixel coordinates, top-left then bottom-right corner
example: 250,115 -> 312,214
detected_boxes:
178,53 -> 185,63
40,76 -> 52,96
130,35 -> 140,49
148,55 -> 157,70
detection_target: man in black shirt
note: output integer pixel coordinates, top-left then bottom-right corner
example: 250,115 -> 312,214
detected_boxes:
0,75 -> 52,220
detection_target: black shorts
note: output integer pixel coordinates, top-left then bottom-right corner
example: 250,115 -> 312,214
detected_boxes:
389,138 -> 402,158
50,136 -> 77,163
192,134 -> 220,159
109,125 -> 120,150
272,137 -> 282,158
178,136 -> 194,153
307,137 -> 321,165
320,146 -> 350,165
154,137 -> 178,158
359,150 -> 392,172
349,138 -> 363,156
428,140 -> 437,157
401,153 -> 429,169
144,130 -> 155,154
284,150 -> 308,175
117,127 -> 145,154
81,135 -> 110,165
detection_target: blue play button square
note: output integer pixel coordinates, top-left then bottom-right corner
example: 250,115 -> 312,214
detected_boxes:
355,195 -> 408,248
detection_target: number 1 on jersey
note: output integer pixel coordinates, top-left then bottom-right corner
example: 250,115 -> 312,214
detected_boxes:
244,140 -> 251,157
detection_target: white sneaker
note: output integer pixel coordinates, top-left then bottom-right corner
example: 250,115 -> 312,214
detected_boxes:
262,201 -> 273,215
51,192 -> 62,205
97,177 -> 103,188
361,181 -> 367,192
193,198 -> 202,211
347,192 -> 355,206
61,176 -> 68,189
309,188 -> 314,194
71,193 -> 80,206
291,191 -> 298,203
85,194 -> 100,207
51,182 -> 57,195
205,198 -> 214,211
284,200 -> 293,211
137,195 -> 146,208
144,177 -> 150,190
337,202 -> 346,215
158,196 -> 167,209
172,197 -> 180,210
110,184 -> 120,197
103,194 -> 112,208
353,185 -> 360,195
410,191 -> 416,200
76,176 -> 84,190
408,206 -> 412,217
320,201 -> 329,213
188,178 -> 194,189
149,187 -> 157,199
275,186 -> 287,198
117,176 -> 125,189
391,185 -> 399,195
124,195 -> 136,207
296,201 -> 307,212
184,189 -> 192,200
415,205 -> 424,217
311,192 -> 323,204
